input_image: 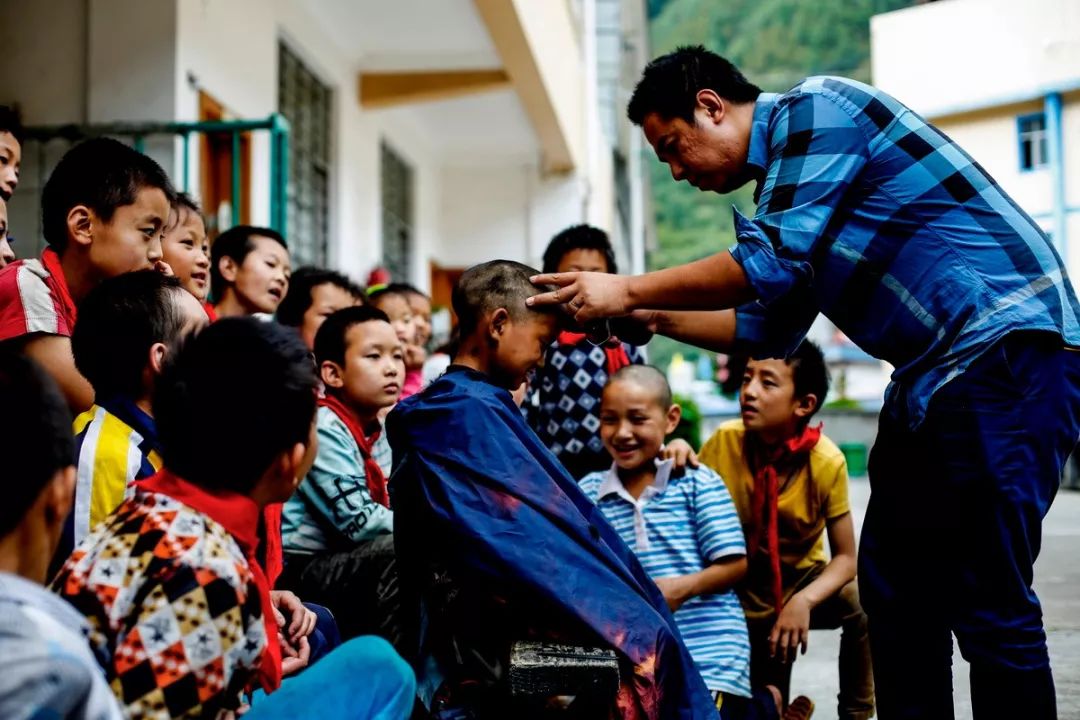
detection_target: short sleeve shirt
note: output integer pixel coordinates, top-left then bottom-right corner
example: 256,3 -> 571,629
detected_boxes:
0,252 -> 76,343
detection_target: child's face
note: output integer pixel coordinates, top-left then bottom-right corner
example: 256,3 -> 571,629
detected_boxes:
407,293 -> 432,346
226,236 -> 291,314
491,311 -> 559,389
600,380 -> 679,472
0,131 -> 21,201
0,198 -> 13,269
740,358 -> 809,440
161,208 -> 210,302
556,248 -> 610,274
300,282 -> 361,350
325,320 -> 404,416
375,293 -> 417,345
86,186 -> 170,278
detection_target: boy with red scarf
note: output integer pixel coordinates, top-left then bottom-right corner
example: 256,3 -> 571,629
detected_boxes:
281,305 -> 405,642
693,341 -> 874,720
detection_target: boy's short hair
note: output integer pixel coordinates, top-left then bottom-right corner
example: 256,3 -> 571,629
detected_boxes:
0,106 -> 23,143
608,364 -> 673,409
41,137 -> 176,252
168,191 -> 202,222
0,352 -> 73,537
210,225 -> 288,299
786,340 -> 830,418
385,282 -> 428,301
154,318 -> 318,495
277,266 -> 366,327
452,260 -> 557,336
628,46 -> 762,125
367,286 -> 408,306
314,305 -> 392,367
542,224 -> 618,275
72,271 -> 189,400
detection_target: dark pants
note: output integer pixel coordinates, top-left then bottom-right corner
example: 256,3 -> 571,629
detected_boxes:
747,580 -> 874,720
305,602 -> 342,665
859,332 -> 1080,719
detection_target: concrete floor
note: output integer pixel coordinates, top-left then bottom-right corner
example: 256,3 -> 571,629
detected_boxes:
789,480 -> 1080,719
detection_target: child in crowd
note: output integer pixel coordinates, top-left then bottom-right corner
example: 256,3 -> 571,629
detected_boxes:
369,286 -> 423,398
0,352 -> 123,719
0,198 -> 13,269
581,365 -> 790,719
277,266 -> 366,350
0,138 -> 174,412
282,306 -> 403,641
68,271 -> 207,549
161,192 -> 211,304
533,224 -> 646,479
0,105 -> 22,201
388,260 -> 715,719
694,341 -> 873,720
389,283 -> 432,350
210,225 -> 291,320
54,319 -> 416,719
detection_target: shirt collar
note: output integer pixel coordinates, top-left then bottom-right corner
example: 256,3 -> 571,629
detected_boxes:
746,93 -> 780,201
0,571 -> 91,636
598,458 -> 676,502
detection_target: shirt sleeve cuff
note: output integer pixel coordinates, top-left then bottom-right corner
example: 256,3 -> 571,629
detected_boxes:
729,207 -> 810,305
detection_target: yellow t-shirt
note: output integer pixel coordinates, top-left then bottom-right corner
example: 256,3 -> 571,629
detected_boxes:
698,419 -> 850,618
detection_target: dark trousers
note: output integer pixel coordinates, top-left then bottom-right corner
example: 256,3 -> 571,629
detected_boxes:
859,332 -> 1080,719
747,580 -> 874,720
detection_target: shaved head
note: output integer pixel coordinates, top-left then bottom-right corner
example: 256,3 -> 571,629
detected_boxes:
608,364 -> 673,409
453,260 -> 558,335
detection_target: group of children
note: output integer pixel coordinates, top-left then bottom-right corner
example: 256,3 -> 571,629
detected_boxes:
0,131 -> 872,720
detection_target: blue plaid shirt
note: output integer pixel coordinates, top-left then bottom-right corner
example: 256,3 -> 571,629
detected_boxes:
730,76 -> 1080,427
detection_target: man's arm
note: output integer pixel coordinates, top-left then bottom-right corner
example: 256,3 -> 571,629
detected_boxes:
18,334 -> 94,413
634,309 -> 737,353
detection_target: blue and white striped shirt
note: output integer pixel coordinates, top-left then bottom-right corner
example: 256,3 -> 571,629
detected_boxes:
580,460 -> 751,696
731,76 -> 1080,427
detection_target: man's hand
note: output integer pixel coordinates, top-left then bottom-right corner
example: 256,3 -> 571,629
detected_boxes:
527,271 -> 633,322
271,590 -> 317,644
654,576 -> 691,613
661,439 -> 699,471
769,594 -> 812,664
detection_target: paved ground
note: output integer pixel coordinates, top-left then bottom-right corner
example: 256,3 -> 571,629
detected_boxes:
789,479 -> 1080,719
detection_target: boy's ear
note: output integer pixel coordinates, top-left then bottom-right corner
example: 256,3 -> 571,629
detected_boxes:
665,403 -> 682,435
320,359 -> 345,389
66,205 -> 94,249
793,392 -> 819,419
488,307 -> 510,340
44,466 -> 76,530
218,256 -> 239,284
148,342 -> 168,376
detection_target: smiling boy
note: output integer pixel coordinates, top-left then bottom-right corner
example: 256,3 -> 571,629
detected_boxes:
161,192 -> 211,303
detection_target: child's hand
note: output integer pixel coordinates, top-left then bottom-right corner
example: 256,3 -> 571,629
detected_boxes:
769,594 -> 812,663
405,343 -> 427,370
270,590 -> 317,643
661,439 -> 699,470
279,632 -> 311,677
654,576 -> 690,612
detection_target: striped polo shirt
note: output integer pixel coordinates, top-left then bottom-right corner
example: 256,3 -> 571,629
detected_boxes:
580,460 -> 752,696
0,249 -> 76,343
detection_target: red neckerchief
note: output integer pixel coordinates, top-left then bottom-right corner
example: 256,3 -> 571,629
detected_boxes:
745,423 -> 822,614
557,331 -> 631,375
203,302 -> 218,323
40,248 -> 78,325
318,395 -> 389,508
136,469 -> 282,693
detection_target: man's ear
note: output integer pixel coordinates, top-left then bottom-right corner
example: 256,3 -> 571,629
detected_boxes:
321,360 -> 345,390
44,466 -> 76,529
148,342 -> 168,376
66,205 -> 94,249
696,89 -> 726,124
793,392 -> 819,420
665,404 -> 683,435
219,256 -> 239,284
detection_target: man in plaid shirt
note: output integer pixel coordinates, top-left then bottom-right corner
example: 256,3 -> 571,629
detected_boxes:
531,46 -> 1080,719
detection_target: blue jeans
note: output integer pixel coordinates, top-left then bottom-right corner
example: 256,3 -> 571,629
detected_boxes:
246,636 -> 416,719
305,602 -> 341,665
859,332 -> 1080,719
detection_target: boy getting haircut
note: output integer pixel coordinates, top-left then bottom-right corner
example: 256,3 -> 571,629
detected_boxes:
0,137 -> 175,412
281,305 -> 405,640
696,341 -> 873,719
68,270 -> 207,547
0,352 -> 123,719
388,260 -> 715,718
533,224 -> 646,480
277,266 -> 366,350
161,192 -> 211,303
0,105 -> 23,201
580,366 -> 776,715
210,224 -> 291,318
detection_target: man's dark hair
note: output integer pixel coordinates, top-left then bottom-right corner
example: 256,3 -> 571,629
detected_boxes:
73,271 -> 189,401
0,352 -> 73,537
786,340 -> 830,419
41,137 -> 176,252
314,305 -> 392,368
542,224 -> 617,274
452,260 -> 557,336
0,106 -> 23,143
154,318 -> 318,494
627,46 -> 762,125
385,282 -> 429,301
277,266 -> 366,327
210,225 -> 288,299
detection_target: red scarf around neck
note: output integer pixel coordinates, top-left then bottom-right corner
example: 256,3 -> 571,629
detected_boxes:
40,248 -> 78,325
136,469 -> 283,693
557,331 -> 631,375
745,423 -> 822,615
318,395 -> 390,508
